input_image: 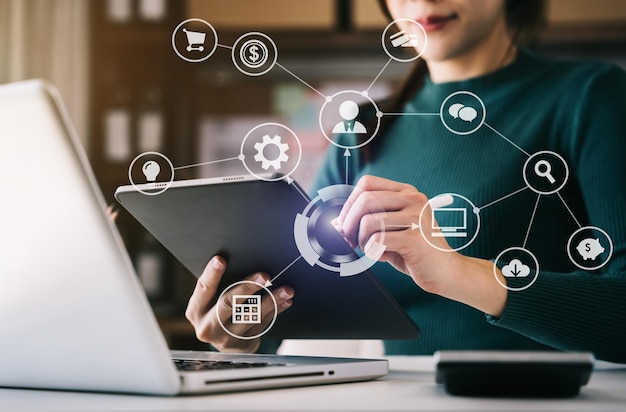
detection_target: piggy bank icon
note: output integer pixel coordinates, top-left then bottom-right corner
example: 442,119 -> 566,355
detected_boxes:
576,238 -> 605,260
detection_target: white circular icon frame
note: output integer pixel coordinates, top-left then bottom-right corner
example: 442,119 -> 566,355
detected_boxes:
566,226 -> 613,271
232,32 -> 278,77
318,90 -> 382,150
382,19 -> 428,63
240,122 -> 302,182
171,18 -> 218,63
418,193 -> 481,252
216,280 -> 278,341
128,151 -> 175,196
439,91 -> 487,136
523,150 -> 570,195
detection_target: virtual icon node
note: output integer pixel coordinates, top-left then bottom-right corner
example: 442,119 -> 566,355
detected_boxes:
141,160 -> 160,182
232,295 -> 262,324
332,101 -> 368,134
494,247 -> 540,291
216,281 -> 277,340
240,39 -> 268,69
523,151 -> 569,195
419,193 -> 480,252
232,32 -> 277,76
183,29 -> 206,52
294,184 -> 386,277
319,90 -> 381,150
448,103 -> 478,123
128,151 -> 174,196
171,18 -> 217,63
440,91 -> 486,135
382,18 -> 428,62
253,134 -> 289,170
502,259 -> 531,278
240,122 -> 301,181
567,226 -> 613,271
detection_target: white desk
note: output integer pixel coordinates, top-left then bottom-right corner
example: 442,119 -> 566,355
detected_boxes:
2,357 -> 625,411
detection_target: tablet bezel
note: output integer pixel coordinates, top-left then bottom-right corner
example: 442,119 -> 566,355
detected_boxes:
115,175 -> 420,340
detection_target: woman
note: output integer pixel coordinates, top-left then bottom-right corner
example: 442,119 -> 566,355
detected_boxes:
185,0 -> 626,362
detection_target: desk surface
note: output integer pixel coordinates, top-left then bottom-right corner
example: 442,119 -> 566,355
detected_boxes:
2,357 -> 626,411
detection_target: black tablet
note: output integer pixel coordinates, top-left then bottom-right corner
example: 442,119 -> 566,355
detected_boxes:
115,175 -> 420,340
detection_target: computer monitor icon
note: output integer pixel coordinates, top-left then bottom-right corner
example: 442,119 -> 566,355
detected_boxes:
432,207 -> 467,238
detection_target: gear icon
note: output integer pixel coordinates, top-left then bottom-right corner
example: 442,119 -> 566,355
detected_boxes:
253,134 -> 289,170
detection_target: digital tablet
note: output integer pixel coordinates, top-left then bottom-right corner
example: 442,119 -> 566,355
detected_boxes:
115,174 -> 420,340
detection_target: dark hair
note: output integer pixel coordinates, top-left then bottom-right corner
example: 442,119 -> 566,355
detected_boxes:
362,0 -> 547,160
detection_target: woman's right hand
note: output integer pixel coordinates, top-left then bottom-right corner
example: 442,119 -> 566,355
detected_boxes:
185,255 -> 294,353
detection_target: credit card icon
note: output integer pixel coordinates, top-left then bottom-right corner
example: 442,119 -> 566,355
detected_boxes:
390,30 -> 420,48
390,31 -> 410,47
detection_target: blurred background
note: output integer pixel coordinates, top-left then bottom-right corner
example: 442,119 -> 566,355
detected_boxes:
1,0 -> 624,352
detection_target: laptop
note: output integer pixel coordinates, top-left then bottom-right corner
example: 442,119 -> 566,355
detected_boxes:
0,80 -> 388,395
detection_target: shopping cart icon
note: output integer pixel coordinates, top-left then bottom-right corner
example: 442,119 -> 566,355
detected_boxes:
182,28 -> 206,52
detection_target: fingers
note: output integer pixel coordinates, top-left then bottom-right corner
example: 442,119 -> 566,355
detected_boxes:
186,257 -> 295,351
230,287 -> 294,337
215,273 -> 266,337
185,256 -> 227,324
336,175 -> 410,225
106,204 -> 119,222
221,278 -> 294,337
341,192 -> 407,246
336,176 -> 429,249
356,210 -> 415,252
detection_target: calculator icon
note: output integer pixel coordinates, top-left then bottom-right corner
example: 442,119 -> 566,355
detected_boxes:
232,295 -> 261,324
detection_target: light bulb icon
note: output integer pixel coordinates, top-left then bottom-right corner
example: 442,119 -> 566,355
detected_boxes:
142,160 -> 161,182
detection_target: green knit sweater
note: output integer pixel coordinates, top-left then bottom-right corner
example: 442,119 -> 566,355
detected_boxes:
311,50 -> 626,363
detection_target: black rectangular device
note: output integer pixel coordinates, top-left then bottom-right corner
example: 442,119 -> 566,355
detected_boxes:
434,350 -> 594,397
115,175 -> 420,340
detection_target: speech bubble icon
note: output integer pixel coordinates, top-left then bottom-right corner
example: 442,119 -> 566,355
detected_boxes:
459,106 -> 478,122
448,103 -> 464,119
576,238 -> 605,260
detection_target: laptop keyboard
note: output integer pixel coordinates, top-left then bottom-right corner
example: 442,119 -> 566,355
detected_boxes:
173,359 -> 286,372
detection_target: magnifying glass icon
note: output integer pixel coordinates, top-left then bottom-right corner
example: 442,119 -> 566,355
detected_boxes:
534,160 -> 556,184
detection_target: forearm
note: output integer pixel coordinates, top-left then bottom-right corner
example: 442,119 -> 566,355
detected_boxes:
435,254 -> 626,363
437,254 -> 507,317
486,271 -> 626,363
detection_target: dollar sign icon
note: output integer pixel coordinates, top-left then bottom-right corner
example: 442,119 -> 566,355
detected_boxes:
240,39 -> 268,69
249,45 -> 259,63
585,242 -> 591,252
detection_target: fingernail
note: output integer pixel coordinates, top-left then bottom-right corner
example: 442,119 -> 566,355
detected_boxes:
255,273 -> 268,285
211,256 -> 224,270
279,287 -> 294,300
331,218 -> 343,234
429,194 -> 454,209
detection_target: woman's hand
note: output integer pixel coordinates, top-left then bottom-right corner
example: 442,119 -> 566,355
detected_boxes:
185,256 -> 294,353
334,175 -> 507,317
